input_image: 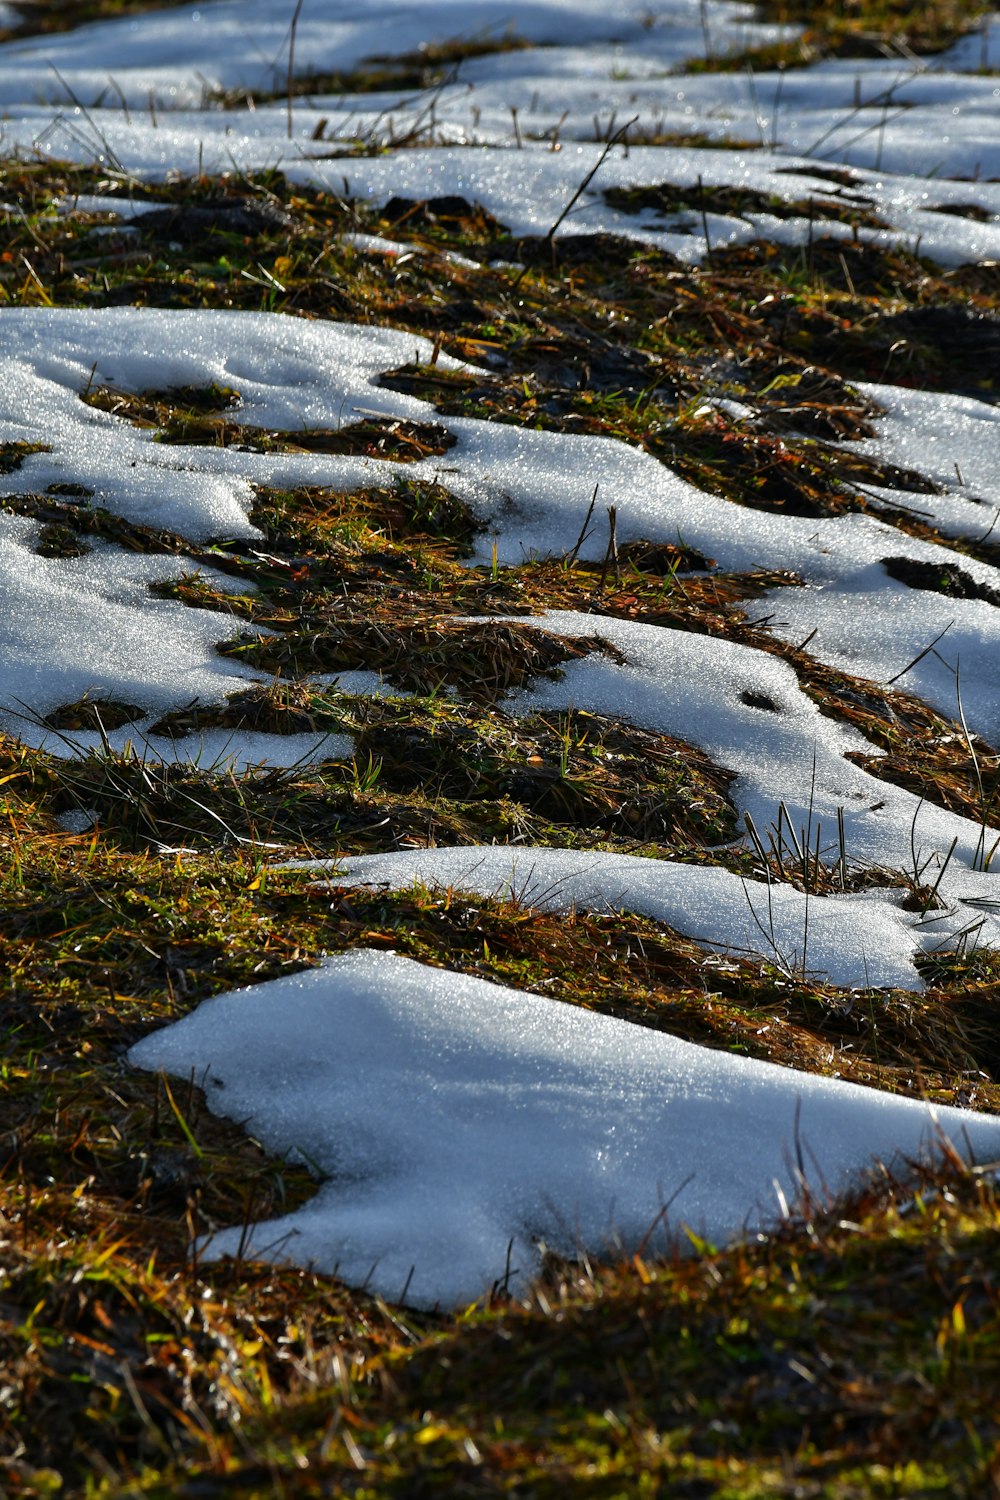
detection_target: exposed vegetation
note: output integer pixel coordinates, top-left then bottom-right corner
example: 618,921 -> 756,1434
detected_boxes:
685,0 -> 994,70
0,0 -> 191,44
2,0 -> 1000,1494
757,0 -> 993,60
3,816 -> 1000,1496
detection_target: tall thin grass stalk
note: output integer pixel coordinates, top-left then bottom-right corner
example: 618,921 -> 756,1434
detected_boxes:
954,661 -> 1000,872
287,0 -> 305,140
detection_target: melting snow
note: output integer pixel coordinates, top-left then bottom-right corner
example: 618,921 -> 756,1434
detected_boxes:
129,948 -> 1000,1308
0,1 -> 792,110
300,844 -> 973,990
0,307 -> 448,752
2,0 -> 999,1301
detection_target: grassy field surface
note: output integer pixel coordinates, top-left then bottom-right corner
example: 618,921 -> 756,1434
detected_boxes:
1,0 -> 1000,1494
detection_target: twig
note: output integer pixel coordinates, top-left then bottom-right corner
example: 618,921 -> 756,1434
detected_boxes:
635,1173 -> 696,1257
955,660 -> 997,872
919,835 -> 958,919
597,506 -> 619,593
974,505 -> 1000,545
565,483 -> 599,566
801,751 -> 818,977
885,621 -> 954,686
739,869 -> 793,978
699,0 -> 713,62
287,0 -> 305,140
745,62 -> 766,148
48,63 -> 128,176
770,65 -> 785,151
802,71 -> 910,158
544,115 -> 637,235
513,115 -> 637,287
697,174 -> 712,256
743,810 -> 770,870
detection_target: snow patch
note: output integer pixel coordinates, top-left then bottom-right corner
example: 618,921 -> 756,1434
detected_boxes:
129,947 -> 1000,1307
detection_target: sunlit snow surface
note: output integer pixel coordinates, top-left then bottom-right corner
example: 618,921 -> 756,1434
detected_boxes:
292,845 -> 1000,991
1,1 -> 999,246
0,306 -> 448,761
129,948 -> 1000,1307
3,0 -> 1000,1302
4,309 -> 1000,801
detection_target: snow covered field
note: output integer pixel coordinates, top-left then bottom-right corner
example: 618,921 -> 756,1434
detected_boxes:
2,0 -> 1000,1307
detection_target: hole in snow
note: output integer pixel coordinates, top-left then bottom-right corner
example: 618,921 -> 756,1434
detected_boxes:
740,690 -> 781,713
882,555 -> 1000,608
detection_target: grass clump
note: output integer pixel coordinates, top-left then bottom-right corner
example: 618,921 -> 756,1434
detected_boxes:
251,477 -> 484,557
4,797 -> 995,1495
684,0 -> 991,70
81,382 -> 457,461
756,0 -> 993,59
215,32 -> 536,110
347,700 -> 741,847
27,1143 -> 998,1497
604,180 -> 889,232
0,0 -> 191,42
0,439 -> 50,472
217,615 -> 618,703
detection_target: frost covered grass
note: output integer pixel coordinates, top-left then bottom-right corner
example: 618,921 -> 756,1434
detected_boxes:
3,0 -> 1000,1493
